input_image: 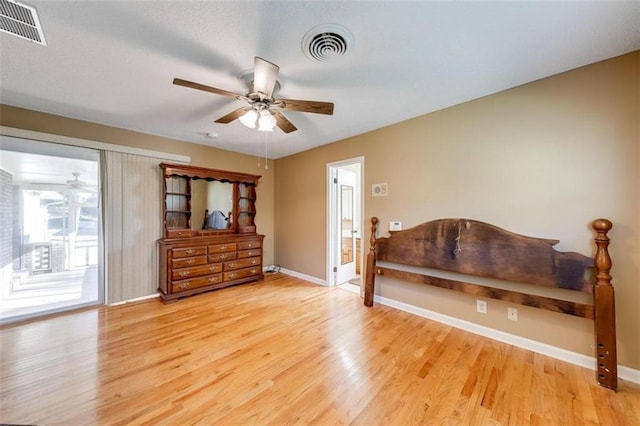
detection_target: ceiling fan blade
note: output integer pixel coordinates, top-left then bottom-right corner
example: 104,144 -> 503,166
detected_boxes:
173,78 -> 240,98
253,57 -> 279,98
215,107 -> 251,124
272,110 -> 297,134
280,99 -> 334,115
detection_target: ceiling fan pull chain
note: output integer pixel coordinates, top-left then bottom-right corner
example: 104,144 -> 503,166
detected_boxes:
257,132 -> 261,168
264,133 -> 269,170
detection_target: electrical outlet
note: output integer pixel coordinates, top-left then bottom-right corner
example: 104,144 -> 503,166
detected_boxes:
476,300 -> 487,314
508,307 -> 518,321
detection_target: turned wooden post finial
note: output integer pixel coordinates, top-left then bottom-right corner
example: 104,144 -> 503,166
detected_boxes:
369,217 -> 379,252
592,218 -> 613,287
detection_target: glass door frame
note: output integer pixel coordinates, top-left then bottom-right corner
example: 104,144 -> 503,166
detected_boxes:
0,133 -> 104,324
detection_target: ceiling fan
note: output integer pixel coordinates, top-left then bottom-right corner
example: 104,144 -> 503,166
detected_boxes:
66,172 -> 96,193
173,57 -> 334,134
66,172 -> 87,188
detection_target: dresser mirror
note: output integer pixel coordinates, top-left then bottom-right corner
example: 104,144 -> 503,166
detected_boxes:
191,179 -> 234,230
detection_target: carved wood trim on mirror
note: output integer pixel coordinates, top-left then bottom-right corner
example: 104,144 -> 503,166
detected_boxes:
158,163 -> 264,303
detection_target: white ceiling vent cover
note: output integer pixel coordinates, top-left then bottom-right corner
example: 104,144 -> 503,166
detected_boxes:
302,23 -> 353,62
0,0 -> 46,45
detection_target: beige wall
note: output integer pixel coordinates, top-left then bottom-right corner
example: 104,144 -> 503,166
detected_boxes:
0,105 -> 275,266
275,52 -> 639,369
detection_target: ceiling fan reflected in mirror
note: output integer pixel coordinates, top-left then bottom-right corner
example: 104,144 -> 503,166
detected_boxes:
173,57 -> 334,134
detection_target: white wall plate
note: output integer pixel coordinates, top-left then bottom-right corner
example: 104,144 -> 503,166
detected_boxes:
372,183 -> 388,197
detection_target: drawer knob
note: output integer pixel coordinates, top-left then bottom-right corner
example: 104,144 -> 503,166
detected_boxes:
219,254 -> 227,260
186,259 -> 195,265
251,260 -> 257,264
220,245 -> 227,250
228,262 -> 236,268
186,249 -> 195,255
208,277 -> 218,283
228,273 -> 237,279
178,271 -> 189,277
179,282 -> 190,289
209,266 -> 217,272
250,268 -> 258,274
247,243 -> 253,247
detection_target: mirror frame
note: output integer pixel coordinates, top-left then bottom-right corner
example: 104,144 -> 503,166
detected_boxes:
160,163 -> 261,238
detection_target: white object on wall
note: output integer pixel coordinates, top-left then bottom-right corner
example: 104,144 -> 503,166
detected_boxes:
389,221 -> 402,231
372,183 -> 387,197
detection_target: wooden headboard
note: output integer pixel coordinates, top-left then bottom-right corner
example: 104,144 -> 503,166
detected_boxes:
363,217 -> 617,390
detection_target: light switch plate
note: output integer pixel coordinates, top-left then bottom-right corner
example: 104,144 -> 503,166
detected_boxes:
372,183 -> 388,197
389,221 -> 402,231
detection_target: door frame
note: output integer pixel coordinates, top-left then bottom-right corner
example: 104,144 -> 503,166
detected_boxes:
0,134 -> 104,324
326,156 -> 364,287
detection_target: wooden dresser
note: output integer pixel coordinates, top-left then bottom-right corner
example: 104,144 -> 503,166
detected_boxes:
157,163 -> 264,303
158,233 -> 264,303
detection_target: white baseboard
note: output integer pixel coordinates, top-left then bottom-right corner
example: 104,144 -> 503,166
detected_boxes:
108,293 -> 159,306
372,293 -> 640,385
279,268 -> 327,286
337,282 -> 361,294
619,365 -> 640,384
279,270 -> 363,294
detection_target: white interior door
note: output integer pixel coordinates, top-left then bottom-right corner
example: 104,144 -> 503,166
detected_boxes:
335,167 -> 356,285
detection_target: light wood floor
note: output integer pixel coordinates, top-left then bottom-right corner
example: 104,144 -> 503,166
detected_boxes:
1,273 -> 638,425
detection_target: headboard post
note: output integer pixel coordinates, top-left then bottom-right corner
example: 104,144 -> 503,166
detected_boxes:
364,217 -> 379,307
592,218 -> 617,390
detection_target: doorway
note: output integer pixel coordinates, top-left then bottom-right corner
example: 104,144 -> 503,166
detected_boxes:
0,136 -> 103,324
327,157 -> 363,288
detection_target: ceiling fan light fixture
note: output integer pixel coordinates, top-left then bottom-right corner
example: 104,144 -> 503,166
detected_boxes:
257,110 -> 276,132
239,109 -> 258,129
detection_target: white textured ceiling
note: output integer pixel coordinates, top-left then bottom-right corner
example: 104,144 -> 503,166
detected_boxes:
1,1 -> 638,159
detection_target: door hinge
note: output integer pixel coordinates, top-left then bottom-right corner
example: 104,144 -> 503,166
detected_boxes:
333,266 -> 337,273
333,177 -> 338,184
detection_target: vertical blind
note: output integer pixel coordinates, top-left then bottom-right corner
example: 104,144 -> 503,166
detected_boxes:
103,151 -> 163,304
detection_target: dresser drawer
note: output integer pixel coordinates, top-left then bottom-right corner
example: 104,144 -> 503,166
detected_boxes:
208,242 -> 237,254
172,247 -> 207,259
237,240 -> 261,250
208,252 -> 237,262
237,248 -> 261,259
172,263 -> 222,281
166,229 -> 194,239
224,257 -> 261,271
224,267 -> 262,282
172,274 -> 222,293
172,255 -> 207,269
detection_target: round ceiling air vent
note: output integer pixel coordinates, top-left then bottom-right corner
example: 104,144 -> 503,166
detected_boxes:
302,24 -> 353,62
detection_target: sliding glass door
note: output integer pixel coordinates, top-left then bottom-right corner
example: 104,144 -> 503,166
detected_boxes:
0,136 -> 103,324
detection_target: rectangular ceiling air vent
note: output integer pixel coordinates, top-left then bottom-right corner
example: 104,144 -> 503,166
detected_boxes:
0,0 -> 46,45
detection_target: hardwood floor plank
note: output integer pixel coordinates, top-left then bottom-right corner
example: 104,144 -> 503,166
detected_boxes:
1,273 -> 638,425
